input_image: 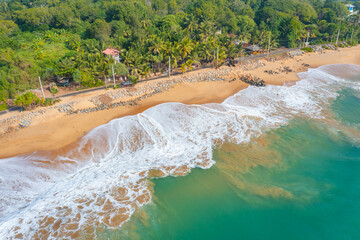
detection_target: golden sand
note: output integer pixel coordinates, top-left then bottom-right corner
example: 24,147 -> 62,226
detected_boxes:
0,46 -> 359,159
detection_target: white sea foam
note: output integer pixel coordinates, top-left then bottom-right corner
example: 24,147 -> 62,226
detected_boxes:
0,64 -> 359,239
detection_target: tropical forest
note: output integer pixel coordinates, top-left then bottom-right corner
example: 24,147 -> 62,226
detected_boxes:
0,0 -> 359,110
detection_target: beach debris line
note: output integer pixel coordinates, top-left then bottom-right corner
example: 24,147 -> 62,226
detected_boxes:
239,74 -> 266,87
264,66 -> 293,75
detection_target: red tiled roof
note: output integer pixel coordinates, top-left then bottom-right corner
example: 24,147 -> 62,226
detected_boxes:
102,48 -> 120,57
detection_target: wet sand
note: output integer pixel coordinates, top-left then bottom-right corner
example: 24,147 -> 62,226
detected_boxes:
0,46 -> 359,159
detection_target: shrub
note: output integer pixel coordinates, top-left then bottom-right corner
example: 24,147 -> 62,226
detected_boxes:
301,47 -> 313,53
50,85 -> 58,95
80,72 -> 96,88
107,63 -> 129,76
348,40 -> 358,46
0,97 -> 7,111
14,92 -> 40,110
95,80 -> 104,87
43,98 -> 60,106
72,69 -> 81,84
42,68 -> 55,80
129,75 -> 138,84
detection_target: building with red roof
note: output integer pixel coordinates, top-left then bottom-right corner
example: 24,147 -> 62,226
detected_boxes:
102,47 -> 122,63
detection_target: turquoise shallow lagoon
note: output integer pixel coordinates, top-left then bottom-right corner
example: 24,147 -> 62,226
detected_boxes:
99,69 -> 360,240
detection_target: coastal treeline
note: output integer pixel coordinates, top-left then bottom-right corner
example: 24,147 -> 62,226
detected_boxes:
0,0 -> 359,109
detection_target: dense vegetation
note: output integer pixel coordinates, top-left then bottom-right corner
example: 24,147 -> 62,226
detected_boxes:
0,0 -> 359,108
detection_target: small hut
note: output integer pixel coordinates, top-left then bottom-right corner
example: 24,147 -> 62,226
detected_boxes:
244,45 -> 261,54
346,4 -> 355,14
56,76 -> 69,86
102,48 -> 122,63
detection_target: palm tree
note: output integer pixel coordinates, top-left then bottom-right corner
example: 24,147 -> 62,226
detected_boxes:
96,54 -> 112,78
83,40 -> 105,54
198,36 -> 217,62
185,15 -> 198,35
177,38 -> 194,60
149,37 -> 164,55
149,53 -> 164,76
179,62 -> 187,73
238,32 -> 251,44
348,14 -> 360,42
211,46 -> 226,67
188,50 -> 201,67
199,21 -> 216,40
163,41 -> 180,68
226,43 -> 239,58
122,49 -> 143,78
141,19 -> 151,30
185,59 -> 195,71
141,65 -> 151,79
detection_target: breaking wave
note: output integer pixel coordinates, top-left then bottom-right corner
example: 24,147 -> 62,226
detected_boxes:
0,64 -> 359,239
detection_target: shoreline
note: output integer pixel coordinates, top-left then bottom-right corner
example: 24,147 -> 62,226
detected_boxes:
1,46 -> 360,159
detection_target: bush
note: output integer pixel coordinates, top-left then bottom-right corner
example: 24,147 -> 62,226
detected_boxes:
14,92 -> 40,110
72,69 -> 81,84
128,75 -> 138,84
42,68 -> 55,80
50,85 -> 58,95
107,63 -> 129,76
43,98 -> 59,106
301,47 -> 313,53
79,72 -> 104,88
0,97 -> 7,111
94,80 -> 104,87
348,40 -> 358,46
80,72 -> 96,88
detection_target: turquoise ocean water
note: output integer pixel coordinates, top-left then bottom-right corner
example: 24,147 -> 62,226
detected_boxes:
98,68 -> 360,240
1,64 -> 360,239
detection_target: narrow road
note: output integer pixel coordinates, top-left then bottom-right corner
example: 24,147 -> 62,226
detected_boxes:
0,47 -> 301,115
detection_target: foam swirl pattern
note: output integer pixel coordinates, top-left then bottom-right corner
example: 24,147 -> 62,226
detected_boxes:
0,64 -> 359,239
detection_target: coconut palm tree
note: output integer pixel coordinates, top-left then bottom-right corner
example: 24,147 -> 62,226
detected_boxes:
185,15 -> 198,35
122,50 -> 143,79
211,46 -> 227,67
96,54 -> 112,79
238,32 -> 251,44
149,37 -> 164,55
177,38 -> 194,60
188,49 -> 201,67
163,41 -> 180,68
198,36 -> 217,62
141,65 -> 151,79
141,19 -> 151,30
149,53 -> 164,76
226,43 -> 239,58
198,21 -> 216,41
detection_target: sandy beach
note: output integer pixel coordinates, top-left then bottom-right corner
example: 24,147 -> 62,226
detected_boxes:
1,46 -> 359,159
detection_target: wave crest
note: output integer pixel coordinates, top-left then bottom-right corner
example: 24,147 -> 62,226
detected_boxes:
0,64 -> 359,239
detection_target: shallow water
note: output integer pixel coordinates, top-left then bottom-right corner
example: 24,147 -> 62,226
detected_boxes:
0,64 -> 359,239
100,82 -> 360,240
